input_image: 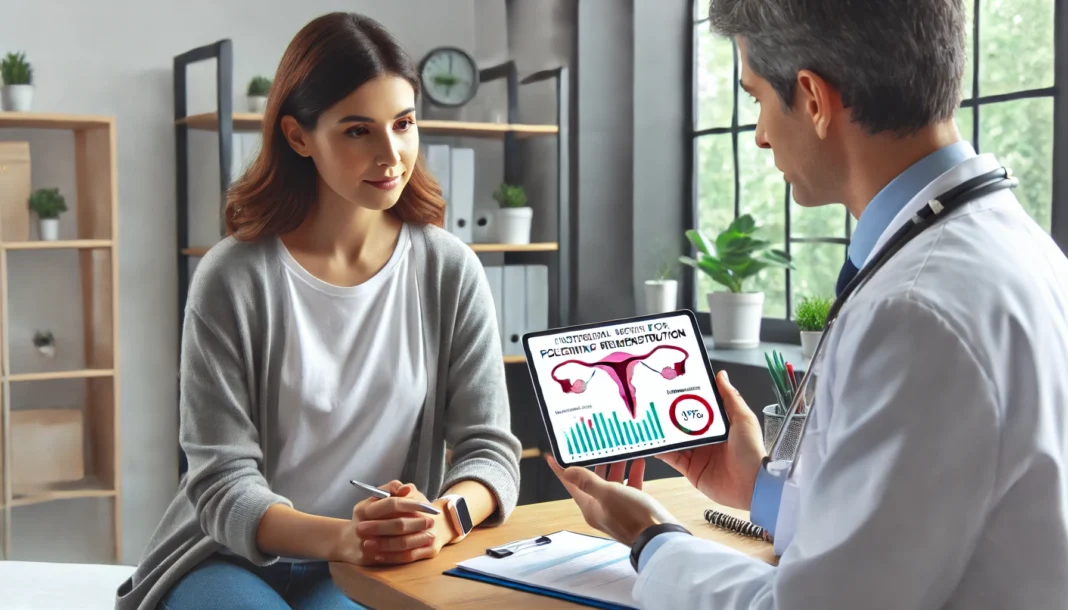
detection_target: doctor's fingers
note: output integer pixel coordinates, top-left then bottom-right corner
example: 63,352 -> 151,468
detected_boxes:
560,463 -> 615,501
656,449 -> 692,474
628,459 -> 646,490
547,456 -> 598,506
594,462 -> 627,484
716,371 -> 757,423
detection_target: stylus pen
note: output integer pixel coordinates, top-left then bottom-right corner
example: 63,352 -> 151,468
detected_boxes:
349,479 -> 441,515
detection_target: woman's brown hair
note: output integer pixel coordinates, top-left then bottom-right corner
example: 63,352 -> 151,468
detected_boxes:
225,12 -> 446,240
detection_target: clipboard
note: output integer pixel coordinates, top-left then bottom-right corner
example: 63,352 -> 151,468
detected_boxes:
443,567 -> 635,610
443,531 -> 639,610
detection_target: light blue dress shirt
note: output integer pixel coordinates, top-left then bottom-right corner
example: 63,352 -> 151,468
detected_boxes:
846,140 -> 976,267
639,140 -> 978,575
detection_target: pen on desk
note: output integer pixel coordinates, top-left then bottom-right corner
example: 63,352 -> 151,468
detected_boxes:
349,479 -> 441,515
487,535 -> 552,558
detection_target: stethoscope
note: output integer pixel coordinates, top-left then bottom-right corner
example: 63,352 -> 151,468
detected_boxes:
749,165 -> 1018,536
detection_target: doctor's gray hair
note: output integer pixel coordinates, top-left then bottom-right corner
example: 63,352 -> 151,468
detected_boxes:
706,0 -> 967,136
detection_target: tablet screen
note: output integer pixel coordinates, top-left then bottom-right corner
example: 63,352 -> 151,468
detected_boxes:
523,310 -> 729,467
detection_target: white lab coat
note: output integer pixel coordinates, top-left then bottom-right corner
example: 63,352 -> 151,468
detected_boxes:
633,153 -> 1068,609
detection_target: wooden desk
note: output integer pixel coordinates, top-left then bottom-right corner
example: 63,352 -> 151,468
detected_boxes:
331,477 -> 777,609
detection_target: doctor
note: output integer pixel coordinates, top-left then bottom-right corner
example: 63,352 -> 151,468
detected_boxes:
548,0 -> 1068,608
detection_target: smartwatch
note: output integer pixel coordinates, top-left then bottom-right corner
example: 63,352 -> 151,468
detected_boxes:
629,523 -> 691,571
441,494 -> 473,543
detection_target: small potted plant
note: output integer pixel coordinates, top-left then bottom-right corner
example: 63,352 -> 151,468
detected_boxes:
1,51 -> 34,112
644,259 -> 678,314
28,187 -> 67,241
247,76 -> 271,113
33,330 -> 55,358
794,295 -> 833,360
492,182 -> 531,244
680,214 -> 792,349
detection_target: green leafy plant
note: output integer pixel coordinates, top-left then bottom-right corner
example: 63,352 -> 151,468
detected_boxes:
794,295 -> 833,331
679,213 -> 792,293
652,258 -> 676,281
27,187 -> 68,219
247,75 -> 271,96
492,183 -> 528,208
1,52 -> 32,85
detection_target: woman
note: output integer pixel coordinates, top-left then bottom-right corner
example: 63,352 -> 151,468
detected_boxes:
116,12 -> 521,610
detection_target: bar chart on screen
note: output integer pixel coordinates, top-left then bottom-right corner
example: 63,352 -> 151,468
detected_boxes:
564,402 -> 666,459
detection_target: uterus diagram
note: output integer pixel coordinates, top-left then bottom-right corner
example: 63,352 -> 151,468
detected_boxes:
550,345 -> 689,418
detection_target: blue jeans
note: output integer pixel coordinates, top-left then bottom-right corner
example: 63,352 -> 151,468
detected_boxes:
160,555 -> 368,610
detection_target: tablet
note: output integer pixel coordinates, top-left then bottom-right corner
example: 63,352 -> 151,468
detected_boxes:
523,310 -> 729,468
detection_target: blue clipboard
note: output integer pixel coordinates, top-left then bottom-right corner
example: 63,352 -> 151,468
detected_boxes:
443,567 -> 637,610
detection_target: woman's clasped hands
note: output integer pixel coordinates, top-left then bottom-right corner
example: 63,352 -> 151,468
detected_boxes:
331,480 -> 455,566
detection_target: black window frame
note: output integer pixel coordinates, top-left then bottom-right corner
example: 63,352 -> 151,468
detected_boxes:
686,0 -> 1068,343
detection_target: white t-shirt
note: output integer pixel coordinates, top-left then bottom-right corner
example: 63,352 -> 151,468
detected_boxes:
268,224 -> 426,521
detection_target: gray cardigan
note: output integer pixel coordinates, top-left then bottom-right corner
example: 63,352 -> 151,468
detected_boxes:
115,223 -> 522,609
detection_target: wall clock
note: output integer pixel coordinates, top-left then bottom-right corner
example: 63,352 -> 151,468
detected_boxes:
419,46 -> 480,108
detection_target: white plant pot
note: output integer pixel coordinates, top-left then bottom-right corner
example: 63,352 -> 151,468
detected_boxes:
495,207 -> 533,244
799,330 -> 823,361
644,280 -> 678,314
2,84 -> 33,112
247,95 -> 268,113
707,291 -> 764,349
39,218 -> 59,241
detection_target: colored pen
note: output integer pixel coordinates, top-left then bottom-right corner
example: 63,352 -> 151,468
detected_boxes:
349,479 -> 441,515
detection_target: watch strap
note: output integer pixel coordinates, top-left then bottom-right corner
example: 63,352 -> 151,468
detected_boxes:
440,494 -> 469,542
630,523 -> 691,571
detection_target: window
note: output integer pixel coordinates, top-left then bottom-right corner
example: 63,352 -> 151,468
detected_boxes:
689,0 -> 1063,340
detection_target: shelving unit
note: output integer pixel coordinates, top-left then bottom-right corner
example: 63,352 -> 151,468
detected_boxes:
172,40 -> 570,492
0,113 -> 121,561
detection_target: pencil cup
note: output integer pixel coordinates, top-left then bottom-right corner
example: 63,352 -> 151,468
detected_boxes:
762,404 -> 806,462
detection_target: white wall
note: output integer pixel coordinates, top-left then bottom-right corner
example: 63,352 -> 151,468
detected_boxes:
0,0 -> 498,565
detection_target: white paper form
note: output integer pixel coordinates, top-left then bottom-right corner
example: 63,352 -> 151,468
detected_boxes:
455,531 -> 638,608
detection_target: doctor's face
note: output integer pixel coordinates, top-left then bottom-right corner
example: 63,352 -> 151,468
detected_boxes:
739,39 -> 839,207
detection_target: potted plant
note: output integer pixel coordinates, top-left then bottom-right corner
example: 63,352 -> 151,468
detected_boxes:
644,260 -> 678,314
1,51 -> 34,112
680,214 -> 792,349
794,295 -> 833,360
492,182 -> 531,244
27,187 -> 67,241
247,76 -> 271,113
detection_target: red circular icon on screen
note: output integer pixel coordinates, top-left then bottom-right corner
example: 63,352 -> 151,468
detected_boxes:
669,394 -> 714,435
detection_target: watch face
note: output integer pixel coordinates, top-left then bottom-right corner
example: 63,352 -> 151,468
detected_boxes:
420,47 -> 478,107
455,498 -> 473,533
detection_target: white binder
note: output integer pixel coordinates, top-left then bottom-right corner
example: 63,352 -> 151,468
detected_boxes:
525,264 -> 549,335
449,148 -> 475,242
483,265 -> 504,338
501,265 -> 527,357
424,144 -> 451,230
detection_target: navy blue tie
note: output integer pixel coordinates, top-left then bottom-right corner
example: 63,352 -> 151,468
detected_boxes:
835,257 -> 860,297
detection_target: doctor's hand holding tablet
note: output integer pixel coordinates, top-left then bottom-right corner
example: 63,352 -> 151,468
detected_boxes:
524,310 -> 767,543
544,366 -> 767,546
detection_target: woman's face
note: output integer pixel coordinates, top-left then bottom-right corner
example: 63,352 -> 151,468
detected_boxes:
284,74 -> 419,211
